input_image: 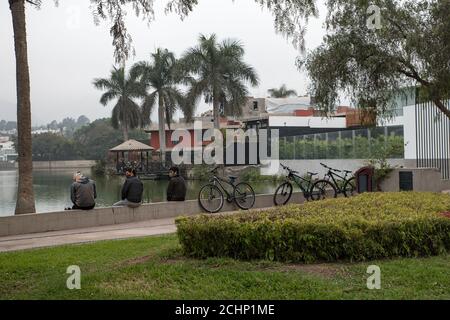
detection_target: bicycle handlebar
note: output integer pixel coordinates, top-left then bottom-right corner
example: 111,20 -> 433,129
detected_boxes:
280,163 -> 299,174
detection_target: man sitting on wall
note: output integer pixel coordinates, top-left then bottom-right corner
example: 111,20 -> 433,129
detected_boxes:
113,168 -> 143,208
70,171 -> 97,210
167,166 -> 187,201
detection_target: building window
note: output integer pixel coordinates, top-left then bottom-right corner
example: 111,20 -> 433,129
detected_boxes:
253,101 -> 258,111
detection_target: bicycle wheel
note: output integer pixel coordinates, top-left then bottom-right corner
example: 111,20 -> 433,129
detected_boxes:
273,182 -> 293,206
310,179 -> 337,200
343,177 -> 356,197
198,184 -> 224,213
233,182 -> 256,210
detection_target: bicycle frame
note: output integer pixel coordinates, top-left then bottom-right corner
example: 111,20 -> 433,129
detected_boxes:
287,172 -> 315,194
209,175 -> 237,201
324,170 -> 352,193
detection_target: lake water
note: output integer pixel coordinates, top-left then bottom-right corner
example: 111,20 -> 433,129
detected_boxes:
0,170 -> 279,217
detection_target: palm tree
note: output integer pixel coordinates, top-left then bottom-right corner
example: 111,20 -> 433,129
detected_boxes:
181,34 -> 259,129
9,0 -> 35,214
93,66 -> 145,141
131,48 -> 186,164
268,84 -> 298,98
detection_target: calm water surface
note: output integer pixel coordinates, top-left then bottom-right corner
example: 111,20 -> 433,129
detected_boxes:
0,169 -> 279,217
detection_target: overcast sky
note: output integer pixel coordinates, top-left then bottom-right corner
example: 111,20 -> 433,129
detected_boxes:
0,0 -> 328,126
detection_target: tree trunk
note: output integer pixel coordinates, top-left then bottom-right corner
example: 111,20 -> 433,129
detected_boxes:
158,94 -> 166,165
10,0 -> 35,215
433,98 -> 450,120
122,124 -> 129,141
212,86 -> 220,129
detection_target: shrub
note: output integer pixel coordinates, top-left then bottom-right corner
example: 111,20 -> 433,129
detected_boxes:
176,192 -> 450,263
191,164 -> 214,180
92,159 -> 106,176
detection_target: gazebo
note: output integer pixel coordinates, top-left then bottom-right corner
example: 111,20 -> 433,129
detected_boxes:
109,139 -> 154,174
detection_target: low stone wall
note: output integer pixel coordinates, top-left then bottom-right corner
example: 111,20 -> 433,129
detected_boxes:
14,160 -> 96,170
379,168 -> 450,192
0,192 -> 307,237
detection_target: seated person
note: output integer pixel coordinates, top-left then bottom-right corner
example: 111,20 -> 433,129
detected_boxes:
167,166 -> 187,201
113,168 -> 143,208
70,171 -> 97,210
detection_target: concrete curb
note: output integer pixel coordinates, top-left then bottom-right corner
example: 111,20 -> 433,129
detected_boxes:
0,192 -> 307,237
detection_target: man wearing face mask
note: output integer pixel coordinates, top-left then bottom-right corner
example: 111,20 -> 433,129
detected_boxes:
113,167 -> 143,208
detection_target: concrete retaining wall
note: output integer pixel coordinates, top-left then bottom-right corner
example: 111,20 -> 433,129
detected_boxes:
379,168 -> 450,192
0,192 -> 307,237
14,160 -> 96,170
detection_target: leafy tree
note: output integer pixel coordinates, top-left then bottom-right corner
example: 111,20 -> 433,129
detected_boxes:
93,67 -> 146,141
57,117 -> 77,138
5,121 -> 17,131
302,0 -> 450,120
73,118 -> 148,161
31,133 -> 81,161
47,120 -> 58,130
76,115 -> 90,127
0,120 -> 6,131
181,34 -> 259,129
268,84 -> 298,98
131,48 -> 186,163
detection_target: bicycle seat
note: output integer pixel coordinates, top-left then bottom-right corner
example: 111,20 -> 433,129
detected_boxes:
228,175 -> 238,180
307,172 -> 318,176
344,170 -> 352,174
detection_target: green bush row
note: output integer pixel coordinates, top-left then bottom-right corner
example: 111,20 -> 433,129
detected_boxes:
176,192 -> 450,263
279,134 -> 404,160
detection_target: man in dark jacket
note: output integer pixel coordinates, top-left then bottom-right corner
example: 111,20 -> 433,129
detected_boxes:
70,172 -> 97,210
113,168 -> 143,208
167,166 -> 186,201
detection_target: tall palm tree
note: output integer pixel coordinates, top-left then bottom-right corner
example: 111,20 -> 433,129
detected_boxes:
131,48 -> 186,164
93,66 -> 145,141
9,0 -> 35,214
268,84 -> 298,98
181,34 -> 259,129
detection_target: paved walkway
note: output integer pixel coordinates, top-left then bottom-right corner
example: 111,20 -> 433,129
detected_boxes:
0,218 -> 177,253
0,207 -> 273,253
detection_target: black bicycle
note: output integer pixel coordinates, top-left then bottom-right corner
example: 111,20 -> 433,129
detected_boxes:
310,163 -> 356,200
198,166 -> 256,213
273,164 -> 319,205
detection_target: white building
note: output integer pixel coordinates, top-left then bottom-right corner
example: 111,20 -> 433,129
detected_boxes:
0,139 -> 18,162
240,92 -> 450,179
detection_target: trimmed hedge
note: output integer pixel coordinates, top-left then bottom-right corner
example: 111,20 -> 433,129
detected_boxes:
176,192 -> 450,263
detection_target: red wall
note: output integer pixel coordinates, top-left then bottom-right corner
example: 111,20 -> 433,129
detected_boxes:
294,109 -> 315,117
149,129 -> 211,150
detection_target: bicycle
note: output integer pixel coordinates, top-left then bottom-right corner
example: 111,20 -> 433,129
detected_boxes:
273,164 -> 319,206
310,163 -> 356,200
198,166 -> 256,213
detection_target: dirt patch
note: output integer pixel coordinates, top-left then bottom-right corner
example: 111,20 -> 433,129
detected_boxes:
272,263 -> 347,278
121,255 -> 154,266
159,257 -> 185,265
441,212 -> 450,218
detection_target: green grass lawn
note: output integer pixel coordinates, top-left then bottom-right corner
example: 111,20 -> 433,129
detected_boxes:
0,234 -> 449,299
